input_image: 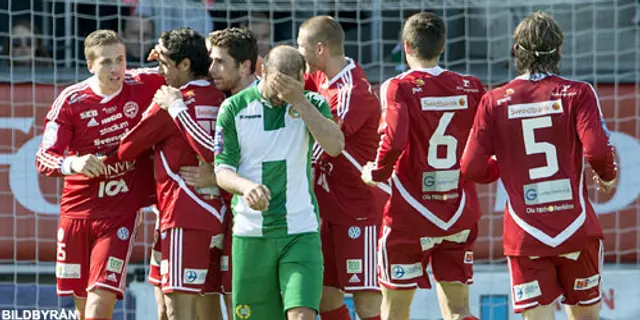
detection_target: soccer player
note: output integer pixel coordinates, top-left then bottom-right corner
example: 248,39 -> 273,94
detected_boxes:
214,45 -> 344,320
35,30 -> 164,320
361,12 -> 485,320
175,27 -> 262,320
208,28 -> 260,96
460,11 -> 617,320
297,15 -> 385,320
177,27 -> 261,189
116,28 -> 227,320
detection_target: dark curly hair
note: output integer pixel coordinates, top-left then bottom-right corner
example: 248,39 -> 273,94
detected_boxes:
207,27 -> 258,74
159,27 -> 210,77
513,11 -> 564,75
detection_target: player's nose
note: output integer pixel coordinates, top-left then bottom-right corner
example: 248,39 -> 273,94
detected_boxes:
110,65 -> 123,75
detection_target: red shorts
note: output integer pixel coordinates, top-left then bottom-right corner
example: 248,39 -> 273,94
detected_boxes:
321,220 -> 380,292
148,229 -> 162,286
159,227 -> 218,294
508,239 -> 603,313
203,225 -> 232,294
377,224 -> 477,290
56,212 -> 140,299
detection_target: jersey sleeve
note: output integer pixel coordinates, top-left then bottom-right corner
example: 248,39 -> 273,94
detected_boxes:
35,97 -> 75,177
167,99 -> 216,163
575,84 -> 617,182
460,94 -> 500,184
213,99 -> 241,172
305,91 -> 333,119
337,85 -> 379,137
118,104 -> 173,160
370,78 -> 409,182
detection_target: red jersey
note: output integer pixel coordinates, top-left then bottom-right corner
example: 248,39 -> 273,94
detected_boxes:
370,67 -> 486,237
304,58 -> 385,225
461,74 -> 616,257
118,79 -> 227,233
35,69 -> 165,218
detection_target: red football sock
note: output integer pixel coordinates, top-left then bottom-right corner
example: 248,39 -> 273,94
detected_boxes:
462,316 -> 480,320
319,304 -> 351,320
362,316 -> 382,320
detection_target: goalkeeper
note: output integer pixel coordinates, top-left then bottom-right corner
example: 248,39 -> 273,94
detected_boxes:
214,45 -> 345,320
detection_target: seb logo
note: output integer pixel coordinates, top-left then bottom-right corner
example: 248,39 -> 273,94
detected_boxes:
79,109 -> 97,119
98,179 -> 129,198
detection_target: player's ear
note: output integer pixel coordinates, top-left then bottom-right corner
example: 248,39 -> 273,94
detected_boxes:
315,42 -> 323,56
179,58 -> 191,73
86,59 -> 95,74
239,58 -> 251,76
403,41 -> 411,56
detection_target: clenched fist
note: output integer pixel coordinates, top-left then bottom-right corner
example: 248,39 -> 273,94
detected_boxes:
242,183 -> 271,211
153,85 -> 183,110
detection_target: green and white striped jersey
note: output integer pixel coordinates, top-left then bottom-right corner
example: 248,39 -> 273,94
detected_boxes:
214,83 -> 333,237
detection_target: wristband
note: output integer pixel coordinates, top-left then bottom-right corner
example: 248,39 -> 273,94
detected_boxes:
61,156 -> 76,175
168,99 -> 188,119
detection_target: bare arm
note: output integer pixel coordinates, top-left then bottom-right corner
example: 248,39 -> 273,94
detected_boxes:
215,168 -> 271,211
292,98 -> 344,156
272,72 -> 344,156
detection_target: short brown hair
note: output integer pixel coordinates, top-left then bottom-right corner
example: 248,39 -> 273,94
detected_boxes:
513,11 -> 563,74
299,16 -> 344,56
402,12 -> 446,61
84,29 -> 124,61
208,28 -> 258,74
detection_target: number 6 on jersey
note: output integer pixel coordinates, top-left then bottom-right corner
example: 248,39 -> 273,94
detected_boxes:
428,112 -> 457,169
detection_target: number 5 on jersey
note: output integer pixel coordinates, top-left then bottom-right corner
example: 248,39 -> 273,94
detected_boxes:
522,116 -> 559,180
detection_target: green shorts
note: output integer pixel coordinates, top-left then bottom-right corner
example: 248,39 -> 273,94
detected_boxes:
232,232 -> 323,320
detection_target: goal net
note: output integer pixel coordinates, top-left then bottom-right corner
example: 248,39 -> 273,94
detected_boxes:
0,0 -> 638,319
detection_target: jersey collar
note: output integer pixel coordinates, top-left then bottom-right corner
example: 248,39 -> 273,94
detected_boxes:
180,79 -> 210,89
413,66 -> 445,76
88,76 -> 123,104
321,57 -> 356,89
515,73 -> 554,81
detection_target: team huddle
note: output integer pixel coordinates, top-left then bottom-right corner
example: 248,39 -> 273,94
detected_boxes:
36,10 -> 616,320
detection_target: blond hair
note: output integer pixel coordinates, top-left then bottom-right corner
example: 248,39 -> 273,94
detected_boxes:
84,29 -> 124,61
